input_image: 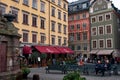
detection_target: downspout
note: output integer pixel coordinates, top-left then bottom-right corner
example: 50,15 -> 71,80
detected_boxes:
48,1 -> 50,46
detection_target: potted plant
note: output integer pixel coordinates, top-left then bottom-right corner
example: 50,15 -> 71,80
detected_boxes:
63,71 -> 86,80
22,67 -> 30,79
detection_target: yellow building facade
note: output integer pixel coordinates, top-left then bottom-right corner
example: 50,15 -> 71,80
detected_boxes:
0,0 -> 68,46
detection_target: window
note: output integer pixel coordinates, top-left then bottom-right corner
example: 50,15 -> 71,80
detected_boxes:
51,35 -> 55,45
91,27 -> 97,36
70,25 -> 74,30
76,32 -> 80,40
23,0 -> 28,5
58,36 -> 61,45
40,17 -> 45,29
11,8 -> 18,22
13,0 -> 19,2
69,16 -> 74,21
99,39 -> 104,48
32,15 -> 37,27
63,3 -> 66,9
51,21 -> 55,31
77,45 -> 81,50
106,24 -> 112,34
82,3 -> 87,9
40,1 -> 45,12
22,12 -> 29,25
83,13 -> 86,19
83,32 -> 87,40
98,15 -> 103,22
40,33 -> 46,44
51,6 -> 55,17
58,10 -> 61,19
98,26 -> 104,35
83,23 -> 86,29
69,33 -> 74,41
63,25 -> 67,34
70,45 -> 75,50
105,13 -> 111,21
58,23 -> 61,33
83,43 -> 87,50
92,40 -> 97,49
23,32 -> 28,42
32,0 -> 37,9
63,12 -> 66,21
32,33 -> 37,43
63,37 -> 67,45
106,39 -> 112,48
76,24 -> 80,30
58,0 -> 61,6
51,0 -> 55,3
76,15 -> 80,20
91,17 -> 96,23
0,5 -> 6,15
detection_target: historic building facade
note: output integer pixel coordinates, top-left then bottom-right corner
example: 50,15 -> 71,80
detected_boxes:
90,0 -> 120,58
68,0 -> 90,57
0,0 -> 68,47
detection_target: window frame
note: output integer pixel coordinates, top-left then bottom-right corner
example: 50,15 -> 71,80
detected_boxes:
92,40 -> 97,49
91,16 -> 97,23
98,25 -> 104,35
105,13 -> 111,21
99,39 -> 105,48
91,27 -> 97,36
105,24 -> 112,34
106,38 -> 113,48
40,1 -> 45,13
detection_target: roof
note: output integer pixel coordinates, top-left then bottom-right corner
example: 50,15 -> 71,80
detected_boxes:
90,0 -> 120,14
69,0 -> 89,6
68,0 -> 90,14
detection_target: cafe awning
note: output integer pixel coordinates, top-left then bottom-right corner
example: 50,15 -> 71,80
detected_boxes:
55,47 -> 74,54
97,50 -> 114,55
23,45 -> 32,54
34,46 -> 60,54
89,50 -> 98,54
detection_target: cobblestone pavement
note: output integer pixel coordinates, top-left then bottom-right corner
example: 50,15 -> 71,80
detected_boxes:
28,68 -> 120,80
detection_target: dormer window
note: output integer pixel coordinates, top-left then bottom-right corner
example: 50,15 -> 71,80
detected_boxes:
82,3 -> 87,9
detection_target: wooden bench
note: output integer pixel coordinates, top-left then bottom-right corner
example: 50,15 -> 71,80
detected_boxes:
45,65 -> 66,74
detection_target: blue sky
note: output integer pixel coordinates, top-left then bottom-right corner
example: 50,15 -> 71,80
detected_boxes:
68,0 -> 120,9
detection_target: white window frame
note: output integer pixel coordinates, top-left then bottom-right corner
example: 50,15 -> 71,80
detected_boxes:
40,1 -> 45,12
98,39 -> 105,48
23,0 -> 29,5
98,25 -> 104,35
91,16 -> 97,23
105,24 -> 112,34
91,27 -> 97,36
98,14 -> 104,22
92,40 -> 97,49
105,13 -> 111,21
106,38 -> 113,48
0,4 -> 6,15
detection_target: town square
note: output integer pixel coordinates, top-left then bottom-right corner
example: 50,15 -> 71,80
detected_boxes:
0,0 -> 120,80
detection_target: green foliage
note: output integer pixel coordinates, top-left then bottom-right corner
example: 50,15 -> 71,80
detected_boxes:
63,72 -> 86,80
22,67 -> 30,74
40,54 -> 47,59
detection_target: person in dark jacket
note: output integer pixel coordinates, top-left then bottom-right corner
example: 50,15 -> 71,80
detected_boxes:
95,60 -> 102,75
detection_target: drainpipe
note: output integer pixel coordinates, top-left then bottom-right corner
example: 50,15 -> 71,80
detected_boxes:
48,1 -> 50,46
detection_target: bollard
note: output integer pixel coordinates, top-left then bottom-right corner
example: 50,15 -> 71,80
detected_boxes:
33,74 -> 39,80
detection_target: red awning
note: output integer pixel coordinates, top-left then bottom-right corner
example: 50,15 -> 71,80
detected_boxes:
23,46 -> 32,54
55,47 -> 74,54
34,46 -> 60,54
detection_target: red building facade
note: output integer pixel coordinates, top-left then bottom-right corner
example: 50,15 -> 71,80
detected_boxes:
68,0 -> 90,58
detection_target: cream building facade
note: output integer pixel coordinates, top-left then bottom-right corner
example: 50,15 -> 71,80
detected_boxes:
0,0 -> 68,47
